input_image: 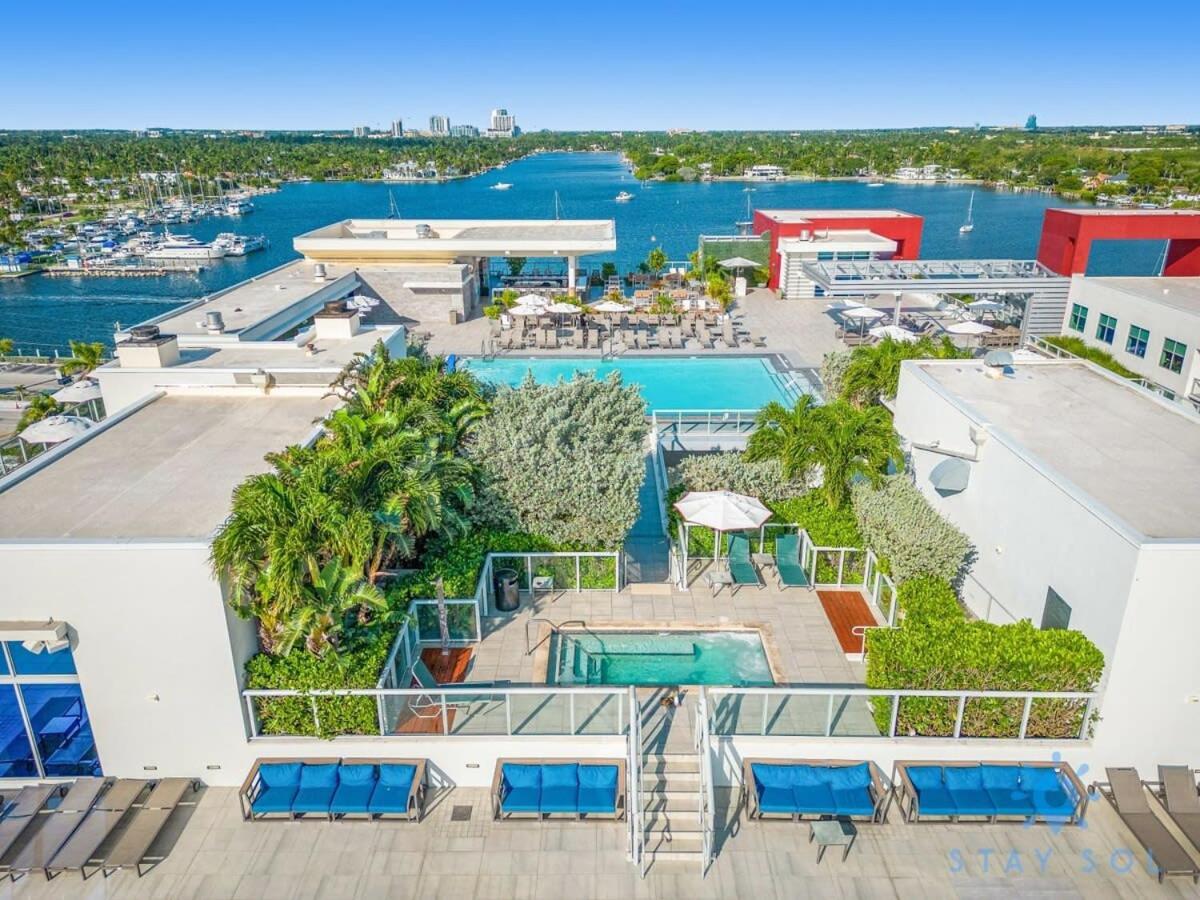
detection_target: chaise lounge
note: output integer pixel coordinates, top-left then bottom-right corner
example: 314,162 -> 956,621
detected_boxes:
742,758 -> 889,823
727,533 -> 762,592
1095,767 -> 1200,884
492,758 -> 625,821
772,533 -> 810,589
240,757 -> 426,822
1146,765 -> 1200,854
893,759 -> 1088,825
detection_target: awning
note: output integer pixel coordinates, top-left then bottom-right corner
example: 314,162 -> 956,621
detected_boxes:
929,457 -> 971,496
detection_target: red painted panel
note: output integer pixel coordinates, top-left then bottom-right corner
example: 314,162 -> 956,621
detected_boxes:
1036,209 -> 1200,276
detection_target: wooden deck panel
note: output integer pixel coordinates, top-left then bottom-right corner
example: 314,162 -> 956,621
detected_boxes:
817,590 -> 878,655
392,647 -> 474,735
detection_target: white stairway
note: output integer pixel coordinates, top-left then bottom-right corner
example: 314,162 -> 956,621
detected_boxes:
638,691 -> 704,867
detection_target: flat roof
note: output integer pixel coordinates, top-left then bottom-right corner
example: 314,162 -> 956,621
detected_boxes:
1082,276 -> 1200,318
914,360 -> 1200,540
779,230 -> 898,251
757,209 -> 918,223
1050,208 -> 1200,218
0,394 -> 337,540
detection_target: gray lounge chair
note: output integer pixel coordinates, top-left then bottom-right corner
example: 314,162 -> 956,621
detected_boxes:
46,779 -> 149,880
1095,768 -> 1199,884
0,784 -> 61,864
6,777 -> 107,878
101,778 -> 198,877
1149,765 -> 1200,854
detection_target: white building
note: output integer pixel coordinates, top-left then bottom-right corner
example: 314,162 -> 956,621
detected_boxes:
429,115 -> 450,136
352,125 -> 368,138
391,119 -> 403,138
449,124 -> 478,138
894,357 -> 1200,772
776,230 -> 898,299
486,108 -> 516,138
1060,275 -> 1200,405
743,165 -> 786,181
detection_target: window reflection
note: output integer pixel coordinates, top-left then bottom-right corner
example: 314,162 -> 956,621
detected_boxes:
20,684 -> 101,777
0,685 -> 37,778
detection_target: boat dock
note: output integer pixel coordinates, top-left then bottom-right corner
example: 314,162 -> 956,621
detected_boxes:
43,262 -> 204,277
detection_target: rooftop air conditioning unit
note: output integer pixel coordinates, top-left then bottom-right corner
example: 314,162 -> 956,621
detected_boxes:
415,223 -> 434,239
313,263 -> 327,281
799,229 -> 811,241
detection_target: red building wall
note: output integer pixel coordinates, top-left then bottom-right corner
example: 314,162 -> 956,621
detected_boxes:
1037,209 -> 1200,277
752,210 -> 925,290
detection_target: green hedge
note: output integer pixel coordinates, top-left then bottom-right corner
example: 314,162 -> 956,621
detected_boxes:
865,578 -> 1104,739
1044,335 -> 1140,379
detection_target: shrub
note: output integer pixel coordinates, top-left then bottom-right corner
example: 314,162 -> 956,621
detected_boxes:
670,451 -> 807,503
851,476 -> 972,583
669,490 -> 861,559
820,350 -> 852,401
1043,335 -> 1140,379
894,576 -> 965,623
467,373 -> 647,548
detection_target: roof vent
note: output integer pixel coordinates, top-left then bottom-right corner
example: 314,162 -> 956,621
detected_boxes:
128,324 -> 160,343
323,299 -> 346,314
204,311 -> 225,334
415,223 -> 434,239
313,263 -> 327,281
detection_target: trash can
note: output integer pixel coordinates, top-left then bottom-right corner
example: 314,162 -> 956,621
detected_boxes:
494,568 -> 520,612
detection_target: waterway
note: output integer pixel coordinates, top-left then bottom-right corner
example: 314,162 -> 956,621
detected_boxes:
0,152 -> 1166,352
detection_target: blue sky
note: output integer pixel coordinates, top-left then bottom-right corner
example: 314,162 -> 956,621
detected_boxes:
4,0 -> 1198,131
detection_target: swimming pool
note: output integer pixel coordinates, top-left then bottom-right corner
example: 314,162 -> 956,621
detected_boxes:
545,629 -> 774,686
460,356 -> 798,412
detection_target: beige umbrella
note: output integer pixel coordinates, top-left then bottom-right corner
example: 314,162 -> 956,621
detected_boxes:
20,415 -> 94,445
674,490 -> 772,562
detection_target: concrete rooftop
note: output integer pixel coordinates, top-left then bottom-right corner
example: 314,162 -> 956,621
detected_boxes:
1086,276 -> 1200,318
917,360 -> 1200,540
757,209 -> 917,223
0,393 -> 336,540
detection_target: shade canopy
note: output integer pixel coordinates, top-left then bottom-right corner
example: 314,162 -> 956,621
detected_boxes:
591,299 -> 632,313
673,490 -> 772,532
718,256 -> 759,269
509,304 -> 545,317
929,457 -> 971,496
52,378 -> 102,403
869,324 -> 919,343
841,306 -> 885,321
545,301 -> 581,314
967,299 -> 1004,312
946,320 -> 994,335
515,293 -> 549,308
20,415 -> 94,445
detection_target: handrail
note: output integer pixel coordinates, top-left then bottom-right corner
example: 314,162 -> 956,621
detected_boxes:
525,618 -> 586,656
628,685 -> 645,876
695,687 -> 714,877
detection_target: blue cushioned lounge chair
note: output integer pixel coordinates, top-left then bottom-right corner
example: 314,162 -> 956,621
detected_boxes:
291,763 -> 340,819
894,760 -> 1088,825
330,764 -> 378,819
742,758 -> 888,823
350,758 -> 425,821
773,533 -> 810,589
240,758 -> 339,821
727,533 -> 761,592
493,758 -> 626,821
240,757 -> 426,823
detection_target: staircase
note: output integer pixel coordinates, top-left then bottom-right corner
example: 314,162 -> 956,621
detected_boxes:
636,690 -> 705,869
622,452 -> 671,585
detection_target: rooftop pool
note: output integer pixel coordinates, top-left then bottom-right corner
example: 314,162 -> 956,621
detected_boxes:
459,356 -> 799,412
546,629 -> 774,686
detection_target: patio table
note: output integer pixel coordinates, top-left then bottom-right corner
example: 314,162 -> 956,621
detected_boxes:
809,819 -> 857,863
703,569 -> 733,597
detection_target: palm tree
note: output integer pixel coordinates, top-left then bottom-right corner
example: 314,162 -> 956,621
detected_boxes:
60,340 -> 106,378
646,246 -> 667,280
276,559 -> 388,656
839,336 -> 968,407
17,394 -> 62,431
0,338 -> 13,357
746,397 -> 901,509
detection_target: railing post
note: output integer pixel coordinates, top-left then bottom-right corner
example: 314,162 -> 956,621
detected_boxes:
837,549 -> 845,585
889,694 -> 900,737
569,693 -> 576,735
576,555 -> 581,592
760,693 -> 769,736
1019,695 -> 1033,740
526,556 -> 533,594
825,694 -> 835,737
376,694 -> 388,735
953,694 -> 966,738
1078,696 -> 1093,740
505,694 -> 513,736
244,693 -> 259,738
310,695 -> 321,736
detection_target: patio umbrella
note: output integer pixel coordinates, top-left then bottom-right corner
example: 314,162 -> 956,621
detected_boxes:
590,299 -> 632,313
673,490 -> 773,562
718,256 -> 759,283
869,324 -> 919,343
966,299 -> 1003,313
545,301 -> 580,314
509,304 -> 544,317
516,293 -> 549,308
20,415 -> 93,445
52,378 -> 102,404
946,320 -> 994,335
841,305 -> 885,337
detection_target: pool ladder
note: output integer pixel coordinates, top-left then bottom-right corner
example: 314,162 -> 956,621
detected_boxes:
524,618 -> 585,656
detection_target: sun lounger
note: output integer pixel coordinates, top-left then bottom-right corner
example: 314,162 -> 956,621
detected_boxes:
102,777 -> 197,877
0,784 -> 61,863
46,779 -> 149,879
727,533 -> 761,590
1147,766 -> 1200,860
1095,768 -> 1199,884
6,777 -> 107,878
774,533 -> 810,588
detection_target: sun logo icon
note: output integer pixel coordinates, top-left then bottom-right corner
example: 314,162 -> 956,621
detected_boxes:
1019,752 -> 1096,834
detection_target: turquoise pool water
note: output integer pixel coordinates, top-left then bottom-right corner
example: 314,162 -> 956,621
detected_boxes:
546,629 -> 773,686
460,356 -> 796,412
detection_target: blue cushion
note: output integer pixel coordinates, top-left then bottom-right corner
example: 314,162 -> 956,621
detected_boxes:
793,784 -> 837,815
833,787 -> 875,817
980,765 -> 1022,791
251,785 -> 296,814
541,763 -> 579,788
579,765 -> 618,789
379,763 -> 416,791
907,766 -> 944,791
1021,766 -> 1066,793
948,789 -> 996,816
578,787 -> 617,814
915,787 -> 957,815
258,762 -> 302,788
791,765 -> 828,787
291,786 -> 335,814
503,763 -> 541,789
751,763 -> 794,789
540,785 -> 578,813
828,763 -> 871,791
330,781 -> 375,814
299,763 -> 339,789
757,786 -> 798,813
369,783 -> 414,814
944,766 -> 983,791
988,787 -> 1035,816
1032,790 -> 1074,818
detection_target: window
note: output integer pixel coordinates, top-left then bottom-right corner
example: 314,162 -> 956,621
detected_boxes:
1160,338 -> 1187,374
1068,303 -> 1088,333
1095,313 -> 1117,345
1041,589 -> 1072,630
1126,325 -> 1150,358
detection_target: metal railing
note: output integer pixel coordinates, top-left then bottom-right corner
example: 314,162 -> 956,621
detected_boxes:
628,686 -> 645,875
0,396 -> 106,477
706,686 -> 1097,742
651,409 -> 760,440
409,598 -> 482,644
694,687 -> 715,877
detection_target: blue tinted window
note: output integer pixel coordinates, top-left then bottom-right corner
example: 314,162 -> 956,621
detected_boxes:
7,641 -> 76,675
0,685 -> 37,778
20,684 -> 101,778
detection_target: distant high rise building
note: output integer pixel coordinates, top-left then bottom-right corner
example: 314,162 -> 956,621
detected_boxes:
487,108 -> 517,138
429,115 -> 450,136
449,124 -> 479,138
353,125 -> 368,138
391,119 -> 404,138
1026,114 -> 1038,131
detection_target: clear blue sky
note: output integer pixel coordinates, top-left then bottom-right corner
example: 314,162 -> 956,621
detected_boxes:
4,0 -> 1198,131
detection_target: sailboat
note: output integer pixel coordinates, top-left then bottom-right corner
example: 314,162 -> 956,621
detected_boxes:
959,192 -> 975,233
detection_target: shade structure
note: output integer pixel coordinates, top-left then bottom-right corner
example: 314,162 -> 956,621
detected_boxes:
515,293 -> 549,308
674,490 -> 772,562
19,415 -> 94,445
545,301 -> 581,314
946,320 -> 994,335
52,378 -> 102,403
869,324 -> 919,343
929,457 -> 971,496
718,256 -> 759,269
841,306 -> 885,321
967,299 -> 1003,312
509,304 -> 545,317
590,299 -> 632,313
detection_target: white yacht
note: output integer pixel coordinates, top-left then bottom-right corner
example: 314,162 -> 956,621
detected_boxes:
615,191 -> 634,203
223,198 -> 254,216
491,182 -> 513,191
144,231 -> 227,260
213,233 -> 267,256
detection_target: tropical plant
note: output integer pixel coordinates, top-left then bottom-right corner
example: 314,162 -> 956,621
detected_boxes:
0,337 -> 13,356
505,257 -> 527,277
16,393 -> 61,430
851,476 -> 972,583
670,451 -> 807,503
59,339 -> 106,377
838,336 -> 969,407
276,559 -> 389,656
646,246 -> 668,278
1042,335 -> 1140,379
650,293 -> 677,320
819,350 -> 852,401
745,396 -> 902,509
706,274 -> 733,311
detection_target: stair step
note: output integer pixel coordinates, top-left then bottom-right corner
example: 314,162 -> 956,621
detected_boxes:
644,820 -> 703,837
642,775 -> 700,791
644,833 -> 703,854
643,795 -> 700,813
642,758 -> 698,775
644,848 -> 703,864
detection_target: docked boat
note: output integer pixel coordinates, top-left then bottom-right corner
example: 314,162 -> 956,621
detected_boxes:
214,233 -> 268,256
491,182 -> 513,191
867,179 -> 885,187
615,191 -> 634,203
144,231 -> 226,260
223,198 -> 254,216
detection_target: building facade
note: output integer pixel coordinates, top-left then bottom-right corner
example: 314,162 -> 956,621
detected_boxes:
486,108 -> 517,138
429,115 -> 450,136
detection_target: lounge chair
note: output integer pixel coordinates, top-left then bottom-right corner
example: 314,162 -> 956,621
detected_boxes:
0,784 -> 61,863
1095,768 -> 1199,884
1148,765 -> 1200,853
341,758 -> 426,821
895,760 -> 1088,825
492,758 -> 625,821
727,533 -> 761,591
406,658 -> 508,727
743,758 -> 889,822
102,777 -> 198,877
751,333 -> 768,348
6,776 -> 107,879
773,533 -> 810,588
46,779 -> 149,880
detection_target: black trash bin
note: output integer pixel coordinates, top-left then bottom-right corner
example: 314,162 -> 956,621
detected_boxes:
494,568 -> 520,612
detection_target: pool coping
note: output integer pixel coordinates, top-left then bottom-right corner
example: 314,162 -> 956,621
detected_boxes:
528,620 -> 787,687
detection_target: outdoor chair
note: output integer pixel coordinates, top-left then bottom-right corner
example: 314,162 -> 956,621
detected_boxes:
1095,768 -> 1200,884
343,758 -> 426,821
743,759 -> 889,822
406,658 -> 509,728
727,533 -> 761,590
492,759 -> 625,821
0,784 -> 63,863
1148,765 -> 1200,853
4,777 -> 107,879
893,760 -> 1088,825
240,758 -> 425,823
46,779 -> 149,880
101,778 -> 199,877
751,333 -> 768,348
773,533 -> 810,588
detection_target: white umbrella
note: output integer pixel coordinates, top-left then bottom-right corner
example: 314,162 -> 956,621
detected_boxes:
841,306 -> 884,321
591,299 -> 632,313
20,415 -> 94,445
52,378 -> 102,403
516,293 -> 549,308
947,320 -> 994,335
869,324 -> 919,343
967,299 -> 1003,312
545,301 -> 581,314
717,256 -> 759,269
509,304 -> 544,317
674,490 -> 773,562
